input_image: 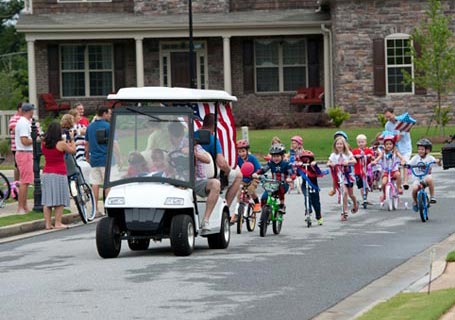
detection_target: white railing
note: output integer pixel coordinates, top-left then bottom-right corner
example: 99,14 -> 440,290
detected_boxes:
0,111 -> 17,140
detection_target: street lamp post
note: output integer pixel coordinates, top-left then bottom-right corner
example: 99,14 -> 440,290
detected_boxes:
31,118 -> 43,212
188,0 -> 196,88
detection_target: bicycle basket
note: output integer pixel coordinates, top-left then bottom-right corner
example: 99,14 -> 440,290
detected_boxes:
262,179 -> 281,193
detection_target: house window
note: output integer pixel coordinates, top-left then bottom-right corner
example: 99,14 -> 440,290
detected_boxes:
386,35 -> 413,94
61,44 -> 113,97
255,39 -> 307,93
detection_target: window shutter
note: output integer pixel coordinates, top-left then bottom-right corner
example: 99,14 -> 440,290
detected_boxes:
373,38 -> 386,96
413,41 -> 427,95
48,45 -> 60,97
114,44 -> 126,92
243,40 -> 254,94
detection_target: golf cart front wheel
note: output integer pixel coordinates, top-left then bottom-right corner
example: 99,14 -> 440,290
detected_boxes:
96,216 -> 122,258
170,214 -> 195,256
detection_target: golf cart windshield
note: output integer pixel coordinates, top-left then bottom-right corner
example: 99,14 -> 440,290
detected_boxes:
105,107 -> 195,188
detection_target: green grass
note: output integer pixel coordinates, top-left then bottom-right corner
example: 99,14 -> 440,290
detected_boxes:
0,209 -> 73,227
356,288 -> 455,320
447,250 -> 455,262
241,125 -> 454,160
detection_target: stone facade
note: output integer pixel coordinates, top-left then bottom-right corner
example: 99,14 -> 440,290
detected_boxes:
332,0 -> 455,126
230,0 -> 319,11
135,0 -> 229,15
32,0 -> 134,14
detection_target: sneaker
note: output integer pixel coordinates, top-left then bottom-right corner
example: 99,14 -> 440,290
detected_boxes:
328,189 -> 336,196
412,203 -> 418,212
253,203 -> 261,212
317,218 -> 324,225
201,220 -> 211,232
430,197 -> 437,204
340,213 -> 348,221
278,204 -> 286,214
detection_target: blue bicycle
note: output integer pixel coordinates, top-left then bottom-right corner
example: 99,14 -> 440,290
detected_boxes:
406,161 -> 436,223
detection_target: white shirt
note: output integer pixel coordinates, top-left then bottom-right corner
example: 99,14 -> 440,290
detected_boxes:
408,154 -> 436,180
14,117 -> 32,151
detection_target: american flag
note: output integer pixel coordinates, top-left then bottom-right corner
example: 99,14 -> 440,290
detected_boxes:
193,102 -> 237,168
395,112 -> 416,132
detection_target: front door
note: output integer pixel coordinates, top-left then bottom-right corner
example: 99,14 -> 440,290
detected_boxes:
171,52 -> 196,88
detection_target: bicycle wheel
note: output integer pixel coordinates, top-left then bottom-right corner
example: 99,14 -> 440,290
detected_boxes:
81,183 -> 96,221
73,182 -> 88,224
272,213 -> 282,234
246,204 -> 256,232
236,203 -> 244,234
0,172 -> 11,206
259,206 -> 270,237
385,185 -> 393,211
418,192 -> 427,223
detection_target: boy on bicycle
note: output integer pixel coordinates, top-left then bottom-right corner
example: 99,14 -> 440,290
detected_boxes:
352,134 -> 375,205
253,143 -> 294,214
407,139 -> 440,212
237,139 -> 262,213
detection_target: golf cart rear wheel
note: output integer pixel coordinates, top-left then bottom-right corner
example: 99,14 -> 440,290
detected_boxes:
128,238 -> 150,251
207,211 -> 230,249
96,216 -> 122,258
170,214 -> 195,256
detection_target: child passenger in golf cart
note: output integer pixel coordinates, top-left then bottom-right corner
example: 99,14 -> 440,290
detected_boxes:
253,143 -> 295,214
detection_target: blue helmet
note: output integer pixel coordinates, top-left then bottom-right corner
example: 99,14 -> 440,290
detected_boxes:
333,130 -> 348,141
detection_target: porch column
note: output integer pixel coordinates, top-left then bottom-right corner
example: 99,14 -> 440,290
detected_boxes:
222,36 -> 232,94
322,25 -> 332,109
135,37 -> 144,87
27,39 -> 38,117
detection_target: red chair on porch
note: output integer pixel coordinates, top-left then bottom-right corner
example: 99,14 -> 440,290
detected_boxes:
39,93 -> 71,114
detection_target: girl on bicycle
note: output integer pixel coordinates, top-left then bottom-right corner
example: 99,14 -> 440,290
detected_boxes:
295,150 -> 325,225
407,138 -> 440,211
237,139 -> 262,213
328,131 -> 349,197
327,136 -> 358,220
352,134 -> 375,205
371,133 -> 406,202
254,143 -> 294,214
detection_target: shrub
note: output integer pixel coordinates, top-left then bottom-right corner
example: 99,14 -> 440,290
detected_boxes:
0,139 -> 11,157
327,106 -> 350,128
377,113 -> 387,127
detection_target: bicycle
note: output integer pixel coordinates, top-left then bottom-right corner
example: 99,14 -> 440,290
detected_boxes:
406,161 -> 436,222
235,183 -> 257,234
65,154 -> 96,223
258,177 -> 285,237
0,157 -> 12,208
333,164 -> 349,220
380,159 -> 408,211
355,153 -> 373,209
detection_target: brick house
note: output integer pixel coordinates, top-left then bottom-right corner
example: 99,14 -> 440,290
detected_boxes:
16,0 -> 454,127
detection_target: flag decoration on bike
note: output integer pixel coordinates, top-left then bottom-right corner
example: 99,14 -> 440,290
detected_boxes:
395,112 -> 416,132
193,102 -> 237,168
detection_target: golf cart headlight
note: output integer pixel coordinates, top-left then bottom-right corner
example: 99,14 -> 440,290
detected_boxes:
107,197 -> 125,205
164,197 -> 184,205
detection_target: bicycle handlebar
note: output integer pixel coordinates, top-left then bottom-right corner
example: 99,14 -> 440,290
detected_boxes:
405,161 -> 436,178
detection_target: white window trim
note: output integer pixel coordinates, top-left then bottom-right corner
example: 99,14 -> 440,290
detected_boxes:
385,33 -> 414,96
60,43 -> 114,98
159,41 -> 208,89
254,38 -> 308,94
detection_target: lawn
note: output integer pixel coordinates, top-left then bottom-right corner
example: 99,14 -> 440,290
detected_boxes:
240,125 -> 454,160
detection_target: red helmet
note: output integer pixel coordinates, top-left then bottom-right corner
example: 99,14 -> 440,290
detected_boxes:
240,162 -> 255,177
291,135 -> 303,146
299,150 -> 315,162
236,139 -> 249,149
383,135 -> 396,145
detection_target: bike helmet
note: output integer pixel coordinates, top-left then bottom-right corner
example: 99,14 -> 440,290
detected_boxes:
382,134 -> 396,145
291,135 -> 303,146
299,150 -> 315,163
417,138 -> 432,152
240,162 -> 255,177
236,139 -> 249,149
269,143 -> 286,155
333,130 -> 348,141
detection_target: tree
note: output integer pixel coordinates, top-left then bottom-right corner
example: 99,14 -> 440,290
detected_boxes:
404,0 -> 455,136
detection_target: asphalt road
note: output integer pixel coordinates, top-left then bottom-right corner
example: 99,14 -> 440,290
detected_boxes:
0,167 -> 454,320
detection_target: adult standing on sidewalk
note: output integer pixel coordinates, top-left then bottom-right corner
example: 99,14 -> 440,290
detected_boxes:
8,102 -> 22,182
14,103 -> 35,214
85,106 -> 112,214
384,106 -> 412,189
74,102 -> 90,127
41,121 -> 76,229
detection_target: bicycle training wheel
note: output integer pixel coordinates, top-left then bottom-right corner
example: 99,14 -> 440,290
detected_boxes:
237,203 -> 244,234
246,204 -> 256,232
259,206 -> 270,237
418,192 -> 428,223
0,172 -> 11,205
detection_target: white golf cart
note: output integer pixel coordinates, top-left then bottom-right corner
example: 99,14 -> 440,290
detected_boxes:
96,87 -> 236,257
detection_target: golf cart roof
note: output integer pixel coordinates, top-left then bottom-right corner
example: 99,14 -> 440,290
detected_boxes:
108,87 -> 237,102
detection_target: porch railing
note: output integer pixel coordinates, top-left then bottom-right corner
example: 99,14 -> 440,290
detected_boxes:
0,110 -> 17,140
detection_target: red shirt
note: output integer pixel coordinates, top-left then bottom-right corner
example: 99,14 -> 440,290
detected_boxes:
352,147 -> 374,175
78,116 -> 89,127
42,143 -> 67,175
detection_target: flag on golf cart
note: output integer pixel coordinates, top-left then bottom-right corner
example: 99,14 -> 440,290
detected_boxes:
193,102 -> 237,168
395,112 -> 416,132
